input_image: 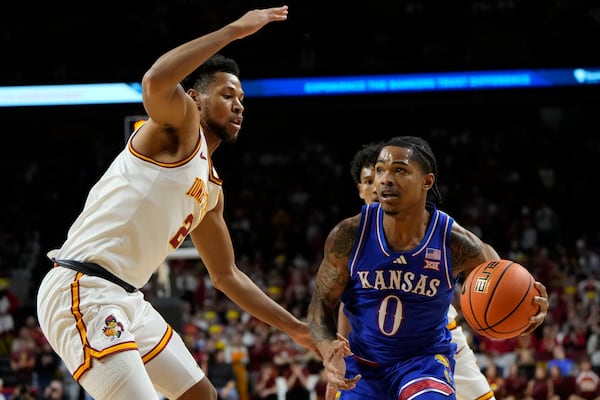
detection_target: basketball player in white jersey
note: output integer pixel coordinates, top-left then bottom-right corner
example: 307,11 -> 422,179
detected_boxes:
331,142 -> 496,400
36,6 -> 316,400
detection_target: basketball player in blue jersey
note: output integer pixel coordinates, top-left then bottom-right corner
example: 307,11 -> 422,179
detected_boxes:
307,136 -> 549,399
333,141 -> 497,400
36,6 -> 318,400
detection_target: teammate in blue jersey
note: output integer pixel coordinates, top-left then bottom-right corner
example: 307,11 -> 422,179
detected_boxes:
307,136 -> 549,399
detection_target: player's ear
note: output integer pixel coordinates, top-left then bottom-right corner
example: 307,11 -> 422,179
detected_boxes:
187,88 -> 199,102
187,88 -> 203,111
423,173 -> 435,190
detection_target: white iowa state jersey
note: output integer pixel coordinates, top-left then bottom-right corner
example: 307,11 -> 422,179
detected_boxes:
53,128 -> 221,288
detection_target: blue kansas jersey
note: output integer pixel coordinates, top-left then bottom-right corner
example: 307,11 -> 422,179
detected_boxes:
341,202 -> 457,366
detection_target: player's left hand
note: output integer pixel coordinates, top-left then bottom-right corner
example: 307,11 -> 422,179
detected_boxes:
521,281 -> 549,336
323,335 -> 352,399
322,336 -> 361,392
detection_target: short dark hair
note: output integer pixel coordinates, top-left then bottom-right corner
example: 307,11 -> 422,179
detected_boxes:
350,142 -> 383,185
381,136 -> 443,204
181,54 -> 240,92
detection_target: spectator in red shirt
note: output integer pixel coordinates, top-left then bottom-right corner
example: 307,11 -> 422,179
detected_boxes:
571,358 -> 600,400
284,359 -> 310,400
247,324 -> 275,399
524,364 -> 551,400
255,362 -> 278,400
503,362 -> 528,400
10,335 -> 36,386
549,363 -> 575,400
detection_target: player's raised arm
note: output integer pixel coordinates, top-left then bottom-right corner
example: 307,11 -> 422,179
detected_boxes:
142,6 -> 288,131
36,6 -> 298,400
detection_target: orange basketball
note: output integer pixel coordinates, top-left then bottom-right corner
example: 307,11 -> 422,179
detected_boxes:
459,259 -> 540,340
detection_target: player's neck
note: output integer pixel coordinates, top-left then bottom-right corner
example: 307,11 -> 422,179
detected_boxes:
200,122 -> 222,155
382,208 -> 430,252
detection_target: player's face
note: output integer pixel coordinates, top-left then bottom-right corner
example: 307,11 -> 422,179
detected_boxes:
374,146 -> 433,213
201,72 -> 245,143
357,165 -> 378,205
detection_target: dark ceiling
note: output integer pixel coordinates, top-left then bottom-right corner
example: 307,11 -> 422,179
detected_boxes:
3,1 -> 600,86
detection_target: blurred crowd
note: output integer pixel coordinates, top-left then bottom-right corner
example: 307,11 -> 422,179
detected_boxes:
1,98 -> 600,399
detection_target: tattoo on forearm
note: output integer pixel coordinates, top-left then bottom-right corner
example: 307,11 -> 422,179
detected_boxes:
308,221 -> 357,344
308,314 -> 337,344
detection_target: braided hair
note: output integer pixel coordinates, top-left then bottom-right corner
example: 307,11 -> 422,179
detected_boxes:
380,136 -> 443,204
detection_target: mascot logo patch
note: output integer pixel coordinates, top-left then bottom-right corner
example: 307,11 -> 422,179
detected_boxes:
102,314 -> 124,341
434,354 -> 453,383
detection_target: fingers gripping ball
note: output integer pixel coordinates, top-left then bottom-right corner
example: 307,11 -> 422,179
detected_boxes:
460,259 -> 540,339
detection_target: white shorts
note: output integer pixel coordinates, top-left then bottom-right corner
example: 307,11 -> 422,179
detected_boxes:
450,323 -> 495,400
37,266 -> 204,400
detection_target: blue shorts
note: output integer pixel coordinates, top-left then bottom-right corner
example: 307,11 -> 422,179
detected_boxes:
340,353 -> 456,400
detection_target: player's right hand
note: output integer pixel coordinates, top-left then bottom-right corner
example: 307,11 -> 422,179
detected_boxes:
229,6 -> 288,40
522,280 -> 549,335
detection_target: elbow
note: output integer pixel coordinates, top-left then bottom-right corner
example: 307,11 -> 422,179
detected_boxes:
209,274 -> 223,291
141,67 -> 175,98
141,69 -> 161,96
209,269 -> 234,292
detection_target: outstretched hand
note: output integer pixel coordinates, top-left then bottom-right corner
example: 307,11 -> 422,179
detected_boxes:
324,334 -> 352,400
521,281 -> 549,336
322,333 -> 361,397
229,6 -> 288,40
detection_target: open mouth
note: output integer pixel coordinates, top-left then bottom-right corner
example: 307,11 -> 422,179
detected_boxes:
380,190 -> 397,199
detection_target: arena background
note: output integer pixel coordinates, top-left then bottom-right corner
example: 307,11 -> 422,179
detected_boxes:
2,0 -> 599,330
2,3 -> 600,398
